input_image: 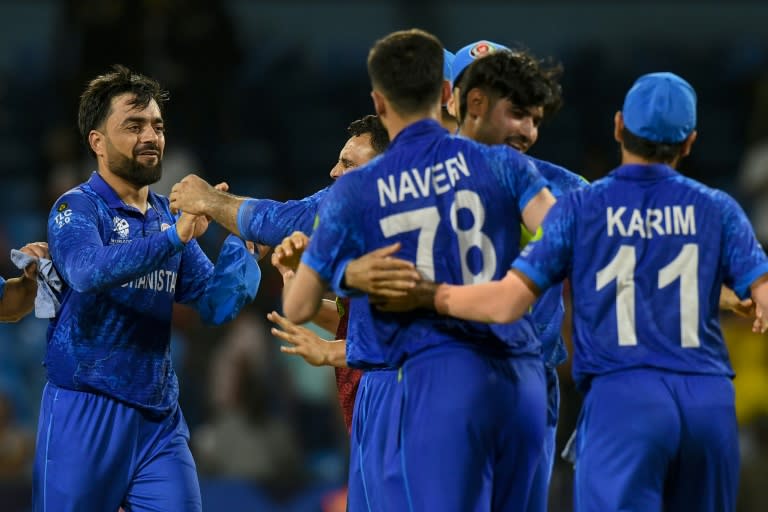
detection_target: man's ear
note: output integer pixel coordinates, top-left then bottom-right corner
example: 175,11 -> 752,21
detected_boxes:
441,79 -> 451,106
613,111 -> 623,143
465,88 -> 489,119
371,90 -> 386,117
89,129 -> 104,157
680,130 -> 697,157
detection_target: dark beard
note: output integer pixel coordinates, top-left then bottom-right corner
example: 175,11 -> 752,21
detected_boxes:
109,147 -> 163,187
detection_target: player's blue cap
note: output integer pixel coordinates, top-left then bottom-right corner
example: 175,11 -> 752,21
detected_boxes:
622,72 -> 697,144
443,49 -> 455,82
451,40 -> 510,86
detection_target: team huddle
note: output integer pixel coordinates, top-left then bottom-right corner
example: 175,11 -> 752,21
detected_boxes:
4,27 -> 767,512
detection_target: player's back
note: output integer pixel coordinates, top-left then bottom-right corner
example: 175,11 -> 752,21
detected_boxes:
566,163 -> 758,388
321,119 -> 547,366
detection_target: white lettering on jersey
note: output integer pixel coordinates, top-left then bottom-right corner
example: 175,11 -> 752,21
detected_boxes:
54,209 -> 73,228
377,152 -> 471,207
121,269 -> 178,293
606,205 -> 696,238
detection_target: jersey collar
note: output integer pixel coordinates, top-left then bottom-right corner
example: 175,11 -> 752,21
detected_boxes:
86,171 -> 161,213
389,119 -> 448,149
610,163 -> 680,181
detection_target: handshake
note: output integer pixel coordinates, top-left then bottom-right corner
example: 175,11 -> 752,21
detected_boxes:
167,174 -> 267,258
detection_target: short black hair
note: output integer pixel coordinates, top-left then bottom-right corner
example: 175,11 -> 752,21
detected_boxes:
78,64 -> 169,157
347,115 -> 390,155
457,49 -> 563,124
367,29 -> 444,116
621,127 -> 685,163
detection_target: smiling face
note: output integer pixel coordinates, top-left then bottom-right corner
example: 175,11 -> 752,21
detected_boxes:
466,89 -> 543,153
92,93 -> 166,187
328,133 -> 377,179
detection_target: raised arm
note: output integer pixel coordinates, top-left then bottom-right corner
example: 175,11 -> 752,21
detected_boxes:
268,311 -> 348,367
750,274 -> 768,333
521,187 -> 556,236
169,174 -> 244,236
434,269 -> 539,324
176,234 -> 261,325
49,194 -> 198,293
170,174 -> 328,246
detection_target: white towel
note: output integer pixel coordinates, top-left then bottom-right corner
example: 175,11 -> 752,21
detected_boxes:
10,249 -> 62,318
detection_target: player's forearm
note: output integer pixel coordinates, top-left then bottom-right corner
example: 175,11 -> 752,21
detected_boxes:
54,230 -> 182,293
521,187 -> 556,235
434,270 -> 536,324
282,263 -> 326,324
201,189 -> 244,237
238,198 -> 318,246
750,274 -> 768,333
0,275 -> 37,322
312,299 -> 341,333
324,340 -> 348,368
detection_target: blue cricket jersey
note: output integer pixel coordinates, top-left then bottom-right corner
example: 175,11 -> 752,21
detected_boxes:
302,119 -> 548,368
513,163 -> 768,390
527,157 -> 589,368
47,172 -> 261,415
237,187 -> 330,246
234,180 -> 387,369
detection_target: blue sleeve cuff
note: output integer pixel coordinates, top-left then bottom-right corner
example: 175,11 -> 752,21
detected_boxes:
330,258 -> 365,298
165,225 -> 185,250
733,262 -> 768,300
511,259 -> 552,292
237,199 -> 256,240
518,182 -> 547,213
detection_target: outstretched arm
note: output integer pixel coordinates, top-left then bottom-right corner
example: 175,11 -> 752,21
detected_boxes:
342,242 -> 420,298
271,232 -> 340,332
170,174 -> 244,236
521,188 -> 556,236
434,269 -> 540,324
0,241 -> 50,322
282,263 -> 327,325
750,274 -> 768,333
268,311 -> 347,367
719,285 -> 755,318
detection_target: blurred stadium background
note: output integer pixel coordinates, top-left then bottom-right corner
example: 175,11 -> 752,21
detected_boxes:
1,1 -> 767,510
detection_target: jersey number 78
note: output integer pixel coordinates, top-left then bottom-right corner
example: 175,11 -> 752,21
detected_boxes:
379,190 -> 498,284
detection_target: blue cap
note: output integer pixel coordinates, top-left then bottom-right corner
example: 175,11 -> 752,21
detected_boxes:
622,72 -> 697,144
443,49 -> 455,82
451,40 -> 509,86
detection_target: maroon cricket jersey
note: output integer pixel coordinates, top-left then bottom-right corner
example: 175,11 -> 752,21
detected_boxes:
334,297 -> 362,434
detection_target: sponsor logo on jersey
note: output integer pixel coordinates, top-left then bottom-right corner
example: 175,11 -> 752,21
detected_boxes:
57,202 -> 68,212
54,208 -> 73,228
113,217 -> 130,239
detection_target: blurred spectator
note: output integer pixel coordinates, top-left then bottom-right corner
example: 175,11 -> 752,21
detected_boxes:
192,310 -> 304,499
738,138 -> 768,247
0,391 -> 34,512
0,391 -> 33,479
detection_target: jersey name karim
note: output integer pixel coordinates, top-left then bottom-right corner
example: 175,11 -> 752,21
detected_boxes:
607,205 -> 695,238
